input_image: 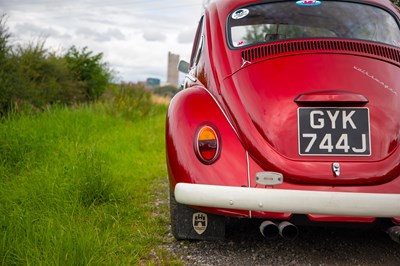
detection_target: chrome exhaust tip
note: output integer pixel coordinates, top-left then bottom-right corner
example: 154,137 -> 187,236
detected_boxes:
259,220 -> 279,239
278,221 -> 298,240
387,226 -> 400,244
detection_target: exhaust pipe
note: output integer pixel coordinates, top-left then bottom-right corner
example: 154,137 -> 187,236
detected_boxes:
387,226 -> 400,244
278,221 -> 298,240
259,220 -> 279,239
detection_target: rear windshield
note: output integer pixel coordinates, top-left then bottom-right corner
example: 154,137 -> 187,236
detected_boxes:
229,1 -> 400,48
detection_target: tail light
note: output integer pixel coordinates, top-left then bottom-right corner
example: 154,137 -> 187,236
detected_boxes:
194,123 -> 221,165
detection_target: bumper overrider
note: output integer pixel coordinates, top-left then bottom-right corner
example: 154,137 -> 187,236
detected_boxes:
175,183 -> 400,217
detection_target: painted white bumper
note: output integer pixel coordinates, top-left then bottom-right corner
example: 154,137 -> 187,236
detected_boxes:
174,183 -> 400,217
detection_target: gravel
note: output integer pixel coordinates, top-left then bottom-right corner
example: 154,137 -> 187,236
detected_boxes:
166,218 -> 400,265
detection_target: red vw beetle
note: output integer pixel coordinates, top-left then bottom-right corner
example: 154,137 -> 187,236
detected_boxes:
166,0 -> 400,242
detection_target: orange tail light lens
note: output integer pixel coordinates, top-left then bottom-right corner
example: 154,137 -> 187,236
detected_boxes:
194,124 -> 221,164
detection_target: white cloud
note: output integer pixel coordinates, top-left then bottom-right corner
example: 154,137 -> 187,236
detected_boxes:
75,27 -> 126,42
13,23 -> 72,40
178,26 -> 197,44
143,30 -> 167,42
1,0 -> 204,83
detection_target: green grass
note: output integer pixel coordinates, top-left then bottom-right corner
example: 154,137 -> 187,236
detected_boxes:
0,104 -> 179,265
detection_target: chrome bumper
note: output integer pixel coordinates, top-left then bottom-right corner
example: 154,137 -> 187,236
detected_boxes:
175,183 -> 400,217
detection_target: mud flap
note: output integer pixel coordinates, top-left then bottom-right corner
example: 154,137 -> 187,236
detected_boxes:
170,191 -> 225,240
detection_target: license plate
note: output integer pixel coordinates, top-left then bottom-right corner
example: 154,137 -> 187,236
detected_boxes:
298,108 -> 371,156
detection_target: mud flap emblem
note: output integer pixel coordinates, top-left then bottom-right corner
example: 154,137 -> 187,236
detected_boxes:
193,212 -> 208,235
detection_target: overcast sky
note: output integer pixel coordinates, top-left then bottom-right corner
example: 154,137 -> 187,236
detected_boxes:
0,0 -> 204,83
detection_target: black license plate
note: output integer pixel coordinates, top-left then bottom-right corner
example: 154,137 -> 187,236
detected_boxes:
298,108 -> 371,156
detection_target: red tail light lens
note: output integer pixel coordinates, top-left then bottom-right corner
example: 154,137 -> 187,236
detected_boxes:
194,124 -> 221,164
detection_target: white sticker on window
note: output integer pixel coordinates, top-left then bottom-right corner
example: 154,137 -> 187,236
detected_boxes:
232,9 -> 249,20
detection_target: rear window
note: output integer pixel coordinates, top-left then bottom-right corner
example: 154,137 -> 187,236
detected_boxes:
229,1 -> 400,48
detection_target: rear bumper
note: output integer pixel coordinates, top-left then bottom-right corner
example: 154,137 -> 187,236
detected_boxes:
175,183 -> 400,217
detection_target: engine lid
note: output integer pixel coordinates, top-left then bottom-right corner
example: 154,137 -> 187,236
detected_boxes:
221,52 -> 400,185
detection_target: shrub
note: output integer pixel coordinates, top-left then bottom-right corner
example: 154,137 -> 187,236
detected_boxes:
65,46 -> 112,102
0,16 -> 114,116
11,41 -> 86,109
0,15 -> 15,115
9,43 -> 86,111
0,15 -> 10,60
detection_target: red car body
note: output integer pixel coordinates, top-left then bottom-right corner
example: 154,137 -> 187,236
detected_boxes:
166,0 -> 400,241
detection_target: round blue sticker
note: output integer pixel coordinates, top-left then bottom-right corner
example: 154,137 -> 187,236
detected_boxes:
296,0 -> 321,6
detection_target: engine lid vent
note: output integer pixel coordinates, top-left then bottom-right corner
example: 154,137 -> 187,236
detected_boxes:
241,39 -> 400,65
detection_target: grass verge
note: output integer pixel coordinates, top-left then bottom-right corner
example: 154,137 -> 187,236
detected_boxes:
0,104 -> 179,265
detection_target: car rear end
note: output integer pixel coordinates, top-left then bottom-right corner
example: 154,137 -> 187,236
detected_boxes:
171,0 -> 400,241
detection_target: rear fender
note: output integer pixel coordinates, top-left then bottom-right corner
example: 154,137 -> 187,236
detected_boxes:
166,86 -> 248,215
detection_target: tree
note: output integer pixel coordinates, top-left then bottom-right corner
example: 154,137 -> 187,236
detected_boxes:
65,46 -> 112,102
0,15 -> 11,61
0,14 -> 16,115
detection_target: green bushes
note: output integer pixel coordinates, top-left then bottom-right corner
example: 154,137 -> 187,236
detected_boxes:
0,15 -> 113,115
65,46 -> 112,102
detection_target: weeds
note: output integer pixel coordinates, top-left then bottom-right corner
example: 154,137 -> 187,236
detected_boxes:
74,149 -> 116,207
100,83 -> 155,121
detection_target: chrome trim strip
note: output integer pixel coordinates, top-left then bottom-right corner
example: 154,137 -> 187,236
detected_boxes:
246,151 -> 252,218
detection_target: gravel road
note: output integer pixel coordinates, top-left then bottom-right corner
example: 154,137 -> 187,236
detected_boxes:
166,218 -> 400,265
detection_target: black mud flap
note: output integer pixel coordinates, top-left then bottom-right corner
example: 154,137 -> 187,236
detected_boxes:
170,191 -> 225,240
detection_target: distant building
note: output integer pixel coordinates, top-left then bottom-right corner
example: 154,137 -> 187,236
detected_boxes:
167,52 -> 180,87
146,78 -> 161,88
